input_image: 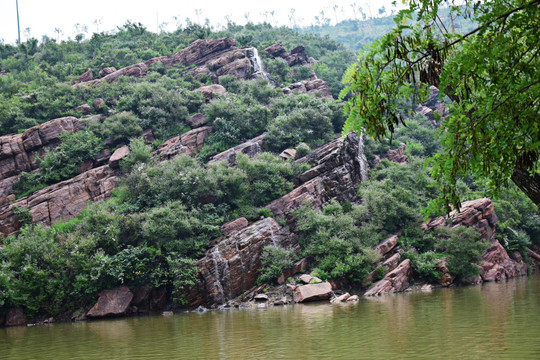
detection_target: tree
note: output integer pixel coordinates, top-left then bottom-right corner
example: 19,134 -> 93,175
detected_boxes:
341,0 -> 540,213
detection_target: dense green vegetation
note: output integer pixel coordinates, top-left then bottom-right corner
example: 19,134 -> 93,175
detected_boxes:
0,14 -> 538,321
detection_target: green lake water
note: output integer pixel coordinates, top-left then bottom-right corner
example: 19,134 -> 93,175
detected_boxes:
2,276 -> 539,359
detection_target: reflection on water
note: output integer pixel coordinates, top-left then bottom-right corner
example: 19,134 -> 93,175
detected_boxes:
2,276 -> 539,359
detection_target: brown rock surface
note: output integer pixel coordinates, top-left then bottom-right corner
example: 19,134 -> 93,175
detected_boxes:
87,286 -> 134,318
195,84 -> 227,101
375,235 -> 399,256
220,217 -> 249,237
5,307 -> 27,326
364,259 -> 412,296
78,69 -> 93,82
279,149 -> 296,160
283,78 -> 332,98
156,126 -> 213,159
293,282 -> 333,303
189,113 -> 207,129
99,67 -> 117,77
185,218 -> 289,306
386,143 -> 408,164
93,98 -> 105,111
0,165 -> 118,236
74,104 -> 92,114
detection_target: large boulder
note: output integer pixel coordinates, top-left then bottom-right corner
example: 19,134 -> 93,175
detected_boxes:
87,286 -> 134,318
293,282 -> 333,303
108,145 -> 130,169
195,84 -> 227,101
220,217 -> 249,237
364,259 -> 412,296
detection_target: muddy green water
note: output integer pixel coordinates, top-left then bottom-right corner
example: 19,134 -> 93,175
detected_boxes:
2,276 -> 539,360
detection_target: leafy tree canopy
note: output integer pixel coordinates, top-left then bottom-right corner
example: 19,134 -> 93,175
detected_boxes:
341,0 -> 540,213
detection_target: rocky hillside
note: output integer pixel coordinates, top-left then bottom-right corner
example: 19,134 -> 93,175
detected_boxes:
1,27 -> 538,327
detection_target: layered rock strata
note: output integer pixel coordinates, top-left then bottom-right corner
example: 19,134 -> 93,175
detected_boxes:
0,165 -> 118,236
267,132 -> 365,218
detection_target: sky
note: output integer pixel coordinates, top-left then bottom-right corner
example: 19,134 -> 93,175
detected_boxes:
0,0 -> 399,44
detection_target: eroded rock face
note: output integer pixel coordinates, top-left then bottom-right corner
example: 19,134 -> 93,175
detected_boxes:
283,78 -> 332,98
185,218 -> 290,306
481,241 -> 528,281
267,132 -> 365,218
386,143 -> 408,165
293,282 -> 333,302
78,69 -> 93,82
0,165 -> 118,236
99,67 -> 117,78
155,126 -> 213,160
364,259 -> 412,296
87,286 -> 134,318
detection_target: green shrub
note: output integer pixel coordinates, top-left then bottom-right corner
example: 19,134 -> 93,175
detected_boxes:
404,251 -> 444,283
257,246 -> 296,285
434,226 -> 489,282
295,142 -> 311,158
102,111 -> 142,142
120,138 -> 153,171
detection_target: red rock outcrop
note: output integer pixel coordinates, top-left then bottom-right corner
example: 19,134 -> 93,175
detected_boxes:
283,78 -> 332,98
86,286 -> 134,318
415,86 -> 449,127
0,116 -> 84,184
480,241 -> 528,281
264,43 -> 312,67
267,132 -> 365,218
364,259 -> 412,296
423,198 -> 527,282
185,218 -> 291,306
423,198 -> 498,242
0,165 -> 118,236
155,126 -> 213,160
293,282 -> 333,302
436,257 -> 456,286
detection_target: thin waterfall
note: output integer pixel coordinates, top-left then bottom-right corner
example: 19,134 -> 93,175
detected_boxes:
358,129 -> 369,182
246,47 -> 275,87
